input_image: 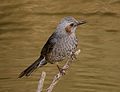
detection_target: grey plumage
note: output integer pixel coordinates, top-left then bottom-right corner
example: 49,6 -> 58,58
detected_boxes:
18,16 -> 86,78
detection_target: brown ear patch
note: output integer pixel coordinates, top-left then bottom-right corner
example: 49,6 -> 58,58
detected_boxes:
65,25 -> 72,33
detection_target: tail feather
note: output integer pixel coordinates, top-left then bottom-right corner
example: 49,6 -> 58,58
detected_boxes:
18,57 -> 47,78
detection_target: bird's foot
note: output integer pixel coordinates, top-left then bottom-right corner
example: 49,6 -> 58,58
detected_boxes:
57,65 -> 65,75
70,52 -> 77,61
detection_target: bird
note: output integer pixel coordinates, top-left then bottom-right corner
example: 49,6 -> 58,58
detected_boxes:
18,16 -> 86,78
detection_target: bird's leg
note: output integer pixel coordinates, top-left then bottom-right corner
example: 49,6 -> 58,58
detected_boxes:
56,63 -> 65,75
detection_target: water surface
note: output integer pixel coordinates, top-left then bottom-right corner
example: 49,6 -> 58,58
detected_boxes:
0,0 -> 120,92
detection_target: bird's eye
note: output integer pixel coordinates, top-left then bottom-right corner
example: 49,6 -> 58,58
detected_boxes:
70,23 -> 74,27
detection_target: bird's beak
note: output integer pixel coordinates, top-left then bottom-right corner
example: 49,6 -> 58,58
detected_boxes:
77,20 -> 86,26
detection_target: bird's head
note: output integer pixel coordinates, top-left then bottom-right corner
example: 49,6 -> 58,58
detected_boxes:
56,16 -> 86,35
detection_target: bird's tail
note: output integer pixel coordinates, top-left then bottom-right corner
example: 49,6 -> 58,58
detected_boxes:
18,56 -> 47,78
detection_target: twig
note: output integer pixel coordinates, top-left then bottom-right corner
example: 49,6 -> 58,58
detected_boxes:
36,49 -> 80,92
36,71 -> 46,92
47,49 -> 81,92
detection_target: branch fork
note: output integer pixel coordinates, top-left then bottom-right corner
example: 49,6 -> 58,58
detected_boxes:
36,49 -> 81,92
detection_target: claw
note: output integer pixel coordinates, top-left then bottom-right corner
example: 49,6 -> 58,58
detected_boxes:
71,53 -> 77,60
57,65 -> 65,75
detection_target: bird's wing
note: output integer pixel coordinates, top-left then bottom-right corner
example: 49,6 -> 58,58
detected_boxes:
41,32 -> 58,56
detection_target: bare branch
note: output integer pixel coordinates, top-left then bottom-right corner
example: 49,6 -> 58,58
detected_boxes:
47,49 -> 80,92
36,71 -> 46,92
36,49 -> 80,92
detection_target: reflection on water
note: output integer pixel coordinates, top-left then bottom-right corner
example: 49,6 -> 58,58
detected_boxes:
0,0 -> 120,92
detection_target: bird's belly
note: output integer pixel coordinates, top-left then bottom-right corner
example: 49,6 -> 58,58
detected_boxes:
47,37 -> 77,63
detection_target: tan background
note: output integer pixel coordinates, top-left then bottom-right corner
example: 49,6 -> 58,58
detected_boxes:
0,0 -> 120,92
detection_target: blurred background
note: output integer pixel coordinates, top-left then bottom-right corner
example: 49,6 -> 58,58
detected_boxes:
0,0 -> 120,92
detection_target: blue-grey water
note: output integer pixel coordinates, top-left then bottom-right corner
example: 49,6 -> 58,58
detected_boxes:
0,0 -> 120,92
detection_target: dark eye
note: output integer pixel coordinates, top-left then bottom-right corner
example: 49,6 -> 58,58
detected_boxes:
70,23 -> 74,27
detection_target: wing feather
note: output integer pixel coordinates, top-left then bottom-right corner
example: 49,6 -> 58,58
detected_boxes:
41,32 -> 58,56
